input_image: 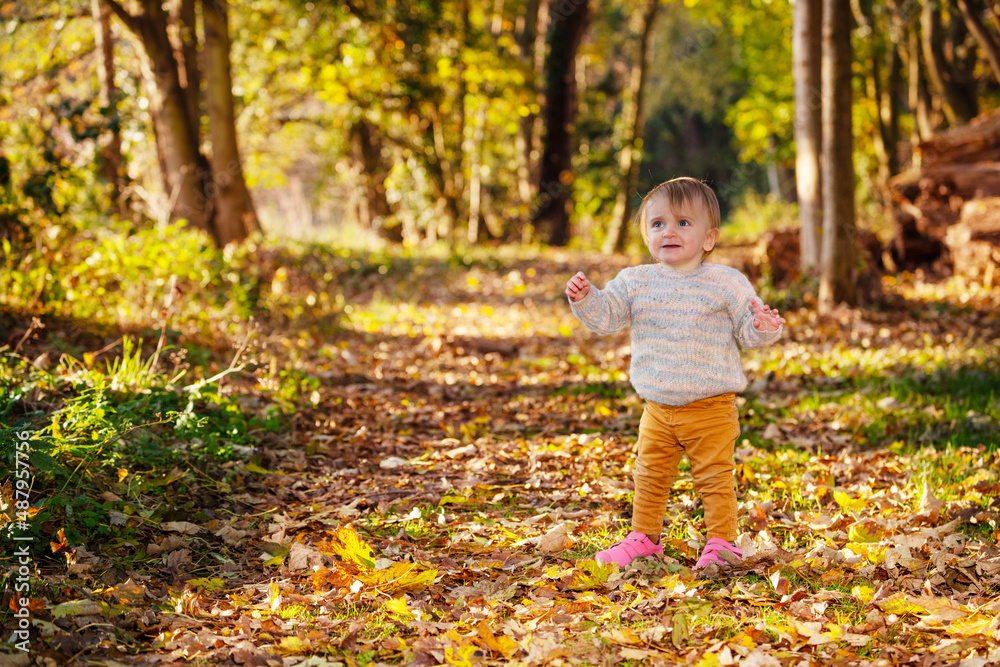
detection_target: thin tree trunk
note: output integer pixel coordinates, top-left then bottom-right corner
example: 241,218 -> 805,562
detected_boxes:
91,0 -> 123,212
818,0 -> 857,312
956,0 -> 1000,83
854,0 -> 896,193
467,102 -> 487,244
883,44 -> 902,178
203,0 -> 260,245
515,0 -> 547,220
451,0 -> 469,247
909,27 -> 935,145
603,0 -> 659,255
532,0 -> 589,246
794,0 -> 823,271
868,50 -> 893,193
921,1 -> 977,126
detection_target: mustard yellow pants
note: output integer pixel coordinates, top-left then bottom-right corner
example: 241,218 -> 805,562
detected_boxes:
631,393 -> 741,542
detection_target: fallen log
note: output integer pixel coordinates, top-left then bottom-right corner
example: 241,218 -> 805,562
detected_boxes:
889,108 -> 1000,274
918,107 -> 1000,167
945,198 -> 1000,286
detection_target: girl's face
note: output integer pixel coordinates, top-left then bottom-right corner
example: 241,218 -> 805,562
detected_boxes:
643,197 -> 719,271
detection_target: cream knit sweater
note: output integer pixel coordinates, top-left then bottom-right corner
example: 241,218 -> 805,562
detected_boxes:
569,262 -> 782,406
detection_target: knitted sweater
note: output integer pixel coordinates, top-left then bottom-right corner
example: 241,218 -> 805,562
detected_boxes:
569,262 -> 782,406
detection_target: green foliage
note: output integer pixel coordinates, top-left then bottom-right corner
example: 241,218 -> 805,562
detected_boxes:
723,192 -> 800,244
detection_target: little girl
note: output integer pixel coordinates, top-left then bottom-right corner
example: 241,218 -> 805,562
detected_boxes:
565,177 -> 785,568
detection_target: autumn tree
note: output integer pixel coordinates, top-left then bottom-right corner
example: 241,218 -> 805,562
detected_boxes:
920,0 -> 978,127
103,0 -> 259,246
793,0 -> 822,271
602,0 -> 659,255
91,0 -> 124,215
818,0 -> 857,311
532,0 -> 590,246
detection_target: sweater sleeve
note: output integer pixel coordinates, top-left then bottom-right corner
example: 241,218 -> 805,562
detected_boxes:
728,273 -> 783,350
569,270 -> 632,335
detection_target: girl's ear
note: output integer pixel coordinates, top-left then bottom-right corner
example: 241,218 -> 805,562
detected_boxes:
703,227 -> 720,251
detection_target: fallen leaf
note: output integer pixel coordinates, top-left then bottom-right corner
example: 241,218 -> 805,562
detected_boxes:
537,523 -> 574,553
161,521 -> 202,535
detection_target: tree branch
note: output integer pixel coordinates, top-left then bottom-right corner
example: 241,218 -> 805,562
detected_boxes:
956,0 -> 1000,84
100,0 -> 136,32
0,10 -> 88,23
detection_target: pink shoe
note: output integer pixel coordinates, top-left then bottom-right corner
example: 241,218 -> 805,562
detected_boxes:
695,538 -> 742,568
594,531 -> 663,567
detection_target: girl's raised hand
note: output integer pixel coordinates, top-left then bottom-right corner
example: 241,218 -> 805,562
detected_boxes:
565,271 -> 591,302
752,300 -> 785,331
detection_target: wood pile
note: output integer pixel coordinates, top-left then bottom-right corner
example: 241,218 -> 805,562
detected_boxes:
742,227 -> 884,298
889,108 -> 1000,283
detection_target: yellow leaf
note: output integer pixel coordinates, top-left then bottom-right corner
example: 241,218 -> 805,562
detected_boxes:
51,600 -> 105,619
323,524 -> 377,570
444,644 -> 484,666
383,597 -> 412,620
947,613 -> 994,636
731,632 -> 756,652
276,636 -> 312,655
833,491 -> 866,513
562,558 -> 615,591
476,620 -> 519,658
876,592 -> 927,616
847,522 -> 881,543
558,324 -> 573,337
851,585 -> 874,605
694,652 -> 720,667
603,627 -> 641,645
243,463 -> 281,475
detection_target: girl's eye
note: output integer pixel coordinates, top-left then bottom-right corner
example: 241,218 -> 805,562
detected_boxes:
651,220 -> 662,228
678,219 -> 690,226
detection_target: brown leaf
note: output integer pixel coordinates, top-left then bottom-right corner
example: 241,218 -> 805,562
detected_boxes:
165,548 -> 192,571
769,569 -> 789,596
537,523 -> 574,554
162,521 -> 202,535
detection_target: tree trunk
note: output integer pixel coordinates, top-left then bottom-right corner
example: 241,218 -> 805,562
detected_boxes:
467,102 -> 488,244
908,26 -> 936,145
202,0 -> 259,246
172,0 -> 201,138
532,0 -> 589,246
883,44 -> 903,177
515,0 -> 547,223
921,1 -> 977,126
106,0 -> 208,232
818,0 -> 857,311
603,0 -> 659,255
350,118 -> 399,242
91,0 -> 123,213
956,0 -> 1000,83
794,0 -> 823,271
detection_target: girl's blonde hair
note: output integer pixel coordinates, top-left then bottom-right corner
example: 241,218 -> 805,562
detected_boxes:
637,177 -> 721,252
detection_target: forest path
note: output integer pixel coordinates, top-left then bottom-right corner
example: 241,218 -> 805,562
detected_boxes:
21,250 -> 1000,666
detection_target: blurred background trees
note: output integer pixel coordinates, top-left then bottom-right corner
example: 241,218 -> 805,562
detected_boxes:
2,0 -> 999,307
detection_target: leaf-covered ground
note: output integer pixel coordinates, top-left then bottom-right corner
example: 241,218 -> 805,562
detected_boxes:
3,247 -> 1000,666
